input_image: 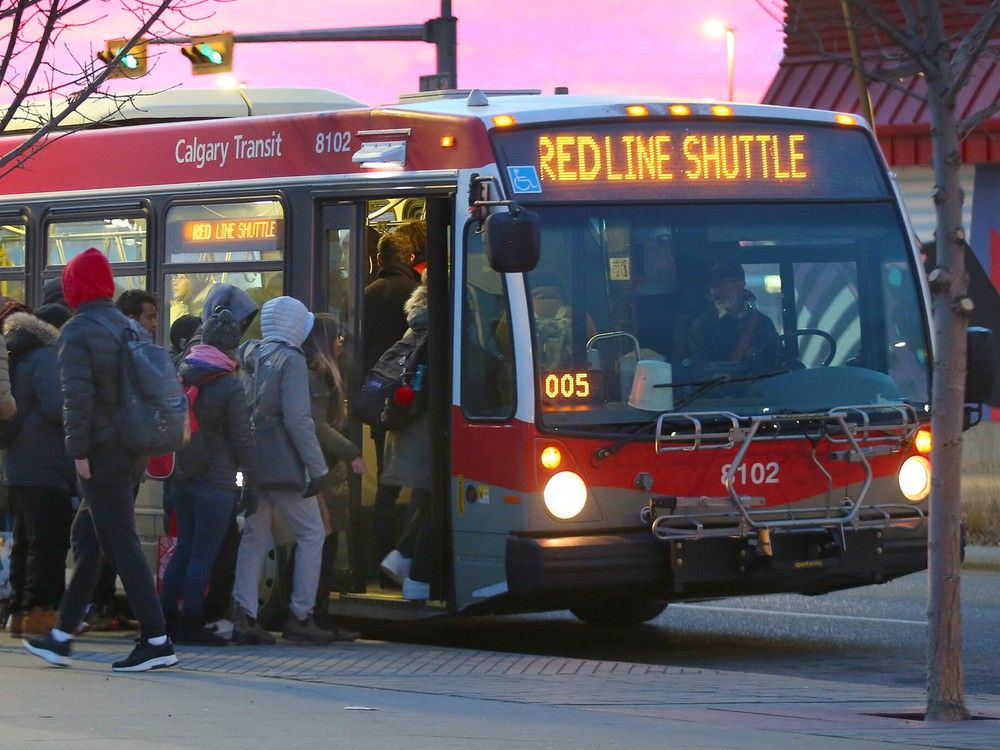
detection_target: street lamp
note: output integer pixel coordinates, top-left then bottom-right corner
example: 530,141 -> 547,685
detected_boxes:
703,18 -> 736,101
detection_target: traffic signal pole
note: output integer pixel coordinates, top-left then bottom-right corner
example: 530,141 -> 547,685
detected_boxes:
156,1 -> 458,90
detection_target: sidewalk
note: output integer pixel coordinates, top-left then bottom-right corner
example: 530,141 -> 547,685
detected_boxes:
0,632 -> 998,748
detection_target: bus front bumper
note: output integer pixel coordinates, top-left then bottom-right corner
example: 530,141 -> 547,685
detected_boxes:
504,525 -> 929,607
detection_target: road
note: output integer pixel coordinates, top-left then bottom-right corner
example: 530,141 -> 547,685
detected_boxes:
359,567 -> 1000,697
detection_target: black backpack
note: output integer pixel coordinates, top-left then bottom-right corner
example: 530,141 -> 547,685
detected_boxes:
356,333 -> 428,430
172,370 -> 228,481
87,315 -> 188,457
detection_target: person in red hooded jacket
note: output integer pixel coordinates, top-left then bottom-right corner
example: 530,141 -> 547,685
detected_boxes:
23,248 -> 179,673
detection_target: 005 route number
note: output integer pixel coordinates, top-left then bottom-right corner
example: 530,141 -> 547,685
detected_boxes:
720,462 -> 780,486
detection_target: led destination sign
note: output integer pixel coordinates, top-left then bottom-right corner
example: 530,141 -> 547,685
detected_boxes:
495,122 -> 888,201
538,132 -> 807,183
183,219 -> 279,243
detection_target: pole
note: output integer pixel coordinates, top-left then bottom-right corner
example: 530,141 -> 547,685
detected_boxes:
841,0 -> 877,135
725,27 -> 736,101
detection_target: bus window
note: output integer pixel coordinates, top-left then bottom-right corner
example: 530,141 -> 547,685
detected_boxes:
47,216 -> 147,266
165,200 -> 283,264
462,224 -> 515,419
0,223 -> 27,301
793,261 -> 861,368
165,270 -> 283,336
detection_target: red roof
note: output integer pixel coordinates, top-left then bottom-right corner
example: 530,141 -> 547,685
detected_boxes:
762,1 -> 1000,165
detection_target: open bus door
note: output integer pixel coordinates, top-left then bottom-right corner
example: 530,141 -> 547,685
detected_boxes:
304,195 -> 454,621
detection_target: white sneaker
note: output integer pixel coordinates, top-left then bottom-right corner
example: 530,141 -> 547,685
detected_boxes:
402,577 -> 430,601
380,550 -> 412,586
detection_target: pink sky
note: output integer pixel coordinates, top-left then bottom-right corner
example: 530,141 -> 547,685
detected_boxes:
72,0 -> 785,106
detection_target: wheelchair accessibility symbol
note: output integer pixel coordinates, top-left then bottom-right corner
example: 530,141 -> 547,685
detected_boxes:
507,166 -> 542,194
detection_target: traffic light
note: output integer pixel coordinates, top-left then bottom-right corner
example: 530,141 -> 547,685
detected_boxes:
96,38 -> 147,79
181,33 -> 234,75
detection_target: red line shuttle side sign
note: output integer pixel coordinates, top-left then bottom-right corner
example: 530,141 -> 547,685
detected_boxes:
0,109 -> 492,196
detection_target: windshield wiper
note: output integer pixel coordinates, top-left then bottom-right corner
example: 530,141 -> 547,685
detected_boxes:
669,368 -> 791,411
594,368 -> 792,461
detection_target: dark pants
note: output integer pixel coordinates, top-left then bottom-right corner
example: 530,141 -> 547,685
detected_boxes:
397,488 -> 431,584
7,487 -> 73,612
160,479 -> 237,618
57,478 -> 166,639
372,429 -> 401,563
202,507 -> 240,622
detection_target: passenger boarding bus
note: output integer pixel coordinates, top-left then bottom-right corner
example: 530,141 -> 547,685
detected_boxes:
0,88 -> 982,626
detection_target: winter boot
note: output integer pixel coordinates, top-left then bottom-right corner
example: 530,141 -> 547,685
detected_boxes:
231,608 -> 275,645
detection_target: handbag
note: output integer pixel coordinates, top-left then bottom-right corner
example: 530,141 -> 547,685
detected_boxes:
252,415 -> 306,492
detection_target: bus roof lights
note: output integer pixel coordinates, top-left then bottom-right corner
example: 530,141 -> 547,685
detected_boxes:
835,113 -> 857,126
711,105 -> 733,117
492,114 -> 516,128
440,135 -> 456,148
625,105 -> 649,117
668,104 -> 691,116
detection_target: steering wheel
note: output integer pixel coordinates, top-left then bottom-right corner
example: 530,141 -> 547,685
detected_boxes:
789,328 -> 837,367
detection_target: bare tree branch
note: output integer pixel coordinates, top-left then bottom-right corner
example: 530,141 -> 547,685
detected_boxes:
947,3 -> 1000,104
845,0 -> 936,72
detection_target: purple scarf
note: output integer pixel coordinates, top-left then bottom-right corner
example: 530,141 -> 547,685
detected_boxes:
185,344 -> 237,372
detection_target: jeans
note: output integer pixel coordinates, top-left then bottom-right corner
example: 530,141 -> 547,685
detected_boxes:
57,478 -> 166,639
232,488 -> 325,621
7,487 -> 73,611
159,479 -> 237,618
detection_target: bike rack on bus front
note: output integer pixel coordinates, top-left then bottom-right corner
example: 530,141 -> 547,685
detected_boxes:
643,404 -> 923,544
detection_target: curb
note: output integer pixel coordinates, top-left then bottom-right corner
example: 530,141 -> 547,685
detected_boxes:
963,544 -> 1000,571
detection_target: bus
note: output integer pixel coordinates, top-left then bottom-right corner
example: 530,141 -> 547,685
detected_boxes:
0,87 -> 984,626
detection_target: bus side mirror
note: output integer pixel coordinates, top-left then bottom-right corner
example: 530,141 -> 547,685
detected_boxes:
485,208 -> 540,273
965,326 -> 997,405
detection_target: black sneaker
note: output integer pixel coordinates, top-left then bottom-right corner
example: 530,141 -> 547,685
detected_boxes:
23,633 -> 72,667
111,639 -> 179,672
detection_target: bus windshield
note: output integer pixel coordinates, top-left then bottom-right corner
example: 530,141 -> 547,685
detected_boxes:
523,202 -> 929,428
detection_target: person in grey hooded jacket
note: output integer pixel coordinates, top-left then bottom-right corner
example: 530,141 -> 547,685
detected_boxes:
230,296 -> 347,646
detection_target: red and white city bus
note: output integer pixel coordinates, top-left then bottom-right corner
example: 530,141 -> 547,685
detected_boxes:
0,87 -> 969,625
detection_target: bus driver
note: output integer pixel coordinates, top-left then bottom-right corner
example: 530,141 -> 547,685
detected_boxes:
685,259 -> 787,376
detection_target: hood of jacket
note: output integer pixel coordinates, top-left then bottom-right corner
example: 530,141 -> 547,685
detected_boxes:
260,296 -> 314,348
404,284 -> 428,333
62,248 -> 114,310
3,311 -> 59,357
201,283 -> 259,326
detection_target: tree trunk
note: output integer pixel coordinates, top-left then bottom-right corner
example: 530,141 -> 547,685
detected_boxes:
924,69 -> 970,722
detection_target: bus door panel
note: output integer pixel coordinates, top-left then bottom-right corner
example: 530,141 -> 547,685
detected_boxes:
315,201 -> 367,592
451,190 -> 523,611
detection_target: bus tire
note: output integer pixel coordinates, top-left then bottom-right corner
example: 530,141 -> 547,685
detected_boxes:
257,542 -> 294,631
569,599 -> 667,626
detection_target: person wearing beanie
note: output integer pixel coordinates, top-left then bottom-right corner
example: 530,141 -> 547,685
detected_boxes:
231,296 -> 346,646
2,310 -> 75,639
159,309 -> 256,646
171,283 -> 259,632
23,247 -> 178,673
169,314 -> 201,359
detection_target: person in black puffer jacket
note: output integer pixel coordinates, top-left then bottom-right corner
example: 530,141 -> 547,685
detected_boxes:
3,307 -> 75,637
159,309 -> 256,645
23,247 -> 178,673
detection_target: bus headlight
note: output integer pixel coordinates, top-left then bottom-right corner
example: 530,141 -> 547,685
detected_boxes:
898,456 -> 931,501
543,470 -> 588,519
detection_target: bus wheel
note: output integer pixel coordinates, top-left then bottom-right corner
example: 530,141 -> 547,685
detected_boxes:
570,599 -> 667,626
257,543 -> 294,631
